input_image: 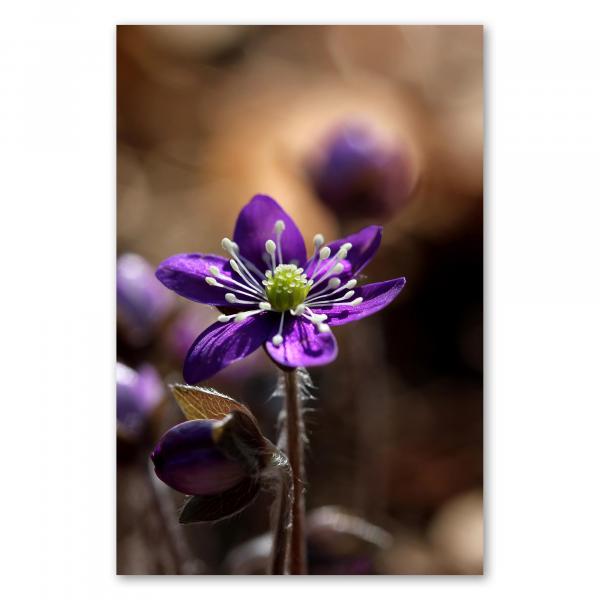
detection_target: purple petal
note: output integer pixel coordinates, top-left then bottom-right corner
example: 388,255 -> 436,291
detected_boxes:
156,253 -> 235,306
151,420 -> 247,495
305,226 -> 382,283
265,318 -> 338,368
317,277 -> 406,326
233,195 -> 307,270
184,313 -> 275,383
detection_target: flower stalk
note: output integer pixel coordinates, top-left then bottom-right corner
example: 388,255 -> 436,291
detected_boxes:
283,368 -> 307,574
267,454 -> 292,575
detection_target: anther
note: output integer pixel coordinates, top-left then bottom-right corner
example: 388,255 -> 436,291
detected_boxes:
272,334 -> 283,346
332,263 -> 344,275
318,323 -> 331,333
265,240 -> 276,255
349,297 -> 363,306
217,315 -> 231,323
328,277 -> 341,289
274,220 -> 285,234
225,293 -> 236,303
341,242 -> 353,252
346,279 -> 357,289
319,247 -> 331,260
229,259 -> 242,274
259,302 -> 272,310
205,277 -> 222,287
313,233 -> 324,248
209,266 -> 220,277
221,238 -> 233,252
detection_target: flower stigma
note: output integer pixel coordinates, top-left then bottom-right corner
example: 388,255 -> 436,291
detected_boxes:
264,264 -> 311,312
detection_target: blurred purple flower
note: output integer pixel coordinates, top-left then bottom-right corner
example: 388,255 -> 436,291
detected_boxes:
116,362 -> 164,439
156,194 -> 406,382
307,122 -> 415,219
117,253 -> 175,345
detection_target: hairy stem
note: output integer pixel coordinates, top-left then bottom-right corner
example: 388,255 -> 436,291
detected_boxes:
268,455 -> 292,575
283,368 -> 307,574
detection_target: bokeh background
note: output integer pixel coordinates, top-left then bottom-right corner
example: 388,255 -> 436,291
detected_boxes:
116,25 -> 483,575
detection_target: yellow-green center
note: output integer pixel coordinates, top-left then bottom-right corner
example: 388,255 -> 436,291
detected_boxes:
264,264 -> 311,312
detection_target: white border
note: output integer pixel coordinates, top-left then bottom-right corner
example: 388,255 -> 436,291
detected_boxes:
2,2 -> 600,597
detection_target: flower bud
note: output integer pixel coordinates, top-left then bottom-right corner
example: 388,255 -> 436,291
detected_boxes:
307,122 -> 416,219
151,419 -> 251,496
117,362 -> 164,440
117,253 -> 174,346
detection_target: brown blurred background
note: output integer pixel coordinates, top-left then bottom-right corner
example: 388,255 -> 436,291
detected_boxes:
117,25 -> 483,575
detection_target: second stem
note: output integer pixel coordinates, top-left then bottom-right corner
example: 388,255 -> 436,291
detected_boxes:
283,368 -> 307,575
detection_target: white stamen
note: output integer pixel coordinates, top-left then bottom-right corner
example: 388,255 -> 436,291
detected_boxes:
228,256 -> 265,295
319,247 -> 331,260
259,302 -> 272,310
222,238 -> 265,292
225,293 -> 236,303
318,323 -> 331,333
274,222 -> 284,264
332,263 -> 344,275
327,277 -> 341,289
337,249 -> 348,260
209,266 -> 220,277
205,277 -> 222,287
341,242 -> 353,252
305,290 -> 356,308
346,279 -> 357,289
233,309 -> 263,322
349,297 -> 363,306
291,303 -> 306,316
265,239 -> 276,255
207,270 -> 266,301
217,314 -> 233,323
313,233 -> 324,248
271,312 -> 286,346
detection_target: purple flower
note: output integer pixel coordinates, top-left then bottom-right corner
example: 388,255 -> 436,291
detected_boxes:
150,385 -> 276,523
156,194 -> 406,383
152,419 -> 251,496
117,362 -> 164,439
307,122 -> 415,219
117,253 -> 175,345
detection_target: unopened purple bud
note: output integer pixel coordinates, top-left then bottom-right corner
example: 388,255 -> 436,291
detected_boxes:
117,253 -> 174,345
151,419 -> 249,496
307,123 -> 416,219
116,362 -> 164,438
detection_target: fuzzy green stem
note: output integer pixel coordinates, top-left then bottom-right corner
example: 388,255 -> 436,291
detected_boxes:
283,368 -> 307,574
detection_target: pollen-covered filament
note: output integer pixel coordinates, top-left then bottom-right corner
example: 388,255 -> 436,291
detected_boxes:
207,227 -> 364,346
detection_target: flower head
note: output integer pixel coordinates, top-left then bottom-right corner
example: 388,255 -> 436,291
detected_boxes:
151,385 -> 280,523
156,195 -> 405,382
307,122 -> 416,219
